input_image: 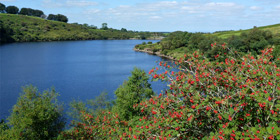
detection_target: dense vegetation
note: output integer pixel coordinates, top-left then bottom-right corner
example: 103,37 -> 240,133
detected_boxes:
135,25 -> 280,62
0,2 -> 66,22
0,86 -> 65,139
1,2 -> 280,139
2,44 -> 279,139
0,14 -> 164,43
1,30 -> 280,139
0,2 -> 165,44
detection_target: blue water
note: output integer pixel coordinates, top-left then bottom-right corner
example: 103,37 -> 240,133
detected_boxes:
0,40 -> 168,120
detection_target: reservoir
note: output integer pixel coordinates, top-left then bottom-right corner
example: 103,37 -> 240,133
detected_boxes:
0,40 -> 168,120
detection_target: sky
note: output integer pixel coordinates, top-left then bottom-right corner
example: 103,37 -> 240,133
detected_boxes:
1,0 -> 280,32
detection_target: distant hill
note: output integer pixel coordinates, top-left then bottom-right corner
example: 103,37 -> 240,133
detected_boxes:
0,14 -> 164,43
213,23 -> 280,39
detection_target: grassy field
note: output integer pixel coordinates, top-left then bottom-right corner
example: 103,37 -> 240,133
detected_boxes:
213,23 -> 280,39
0,14 -> 163,43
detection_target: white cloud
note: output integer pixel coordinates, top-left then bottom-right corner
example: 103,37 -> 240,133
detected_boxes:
149,16 -> 162,19
0,0 -> 16,1
42,0 -> 98,8
66,0 -> 98,7
66,0 -> 278,32
83,9 -> 100,14
250,6 -> 263,11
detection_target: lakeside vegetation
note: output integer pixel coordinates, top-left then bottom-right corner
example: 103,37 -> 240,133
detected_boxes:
1,2 -> 280,139
1,45 -> 280,139
212,24 -> 280,39
135,24 -> 280,62
1,22 -> 280,139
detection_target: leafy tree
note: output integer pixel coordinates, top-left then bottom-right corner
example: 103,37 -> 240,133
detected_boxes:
6,85 -> 65,139
0,3 -> 5,13
33,9 -> 44,17
68,92 -> 113,122
0,119 -> 12,139
113,67 -> 154,120
5,6 -> 19,14
121,28 -> 127,32
0,21 -> 14,43
101,23 -> 108,30
57,14 -> 68,23
19,8 -> 44,17
19,8 -> 30,15
47,14 -> 57,21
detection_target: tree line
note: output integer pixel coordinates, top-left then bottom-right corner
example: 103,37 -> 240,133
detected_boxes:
0,2 -> 68,23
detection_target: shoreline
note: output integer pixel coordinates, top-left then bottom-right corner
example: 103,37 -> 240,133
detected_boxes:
0,38 -> 164,45
133,48 -> 176,61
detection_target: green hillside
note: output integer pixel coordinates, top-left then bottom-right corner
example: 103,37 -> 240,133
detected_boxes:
213,23 -> 280,39
135,24 -> 280,60
0,14 -> 163,43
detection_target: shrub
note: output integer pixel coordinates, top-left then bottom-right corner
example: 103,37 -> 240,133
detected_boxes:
5,85 -> 65,139
63,44 -> 280,139
5,6 -> 19,14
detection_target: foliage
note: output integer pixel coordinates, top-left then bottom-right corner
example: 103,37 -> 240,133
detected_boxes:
5,6 -> 19,14
213,23 -> 280,39
0,20 -> 14,43
47,14 -> 68,23
0,14 -> 164,43
19,8 -> 44,17
135,26 -> 279,60
2,85 -> 65,139
63,45 -> 280,139
68,92 -> 113,122
113,67 -> 155,120
101,23 -> 108,30
0,3 -> 5,13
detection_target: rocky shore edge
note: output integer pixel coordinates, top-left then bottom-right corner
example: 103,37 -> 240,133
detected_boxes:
133,48 -> 176,61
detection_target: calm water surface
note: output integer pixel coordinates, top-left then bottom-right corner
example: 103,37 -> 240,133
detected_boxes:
0,40 -> 168,119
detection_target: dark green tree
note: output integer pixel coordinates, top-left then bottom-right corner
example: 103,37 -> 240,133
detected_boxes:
47,14 -> 57,21
0,21 -> 14,43
113,67 -> 154,120
101,23 -> 108,30
33,9 -> 44,17
0,3 -> 5,13
5,6 -> 19,14
121,28 -> 127,32
19,8 -> 27,15
57,14 -> 68,23
6,85 -> 65,139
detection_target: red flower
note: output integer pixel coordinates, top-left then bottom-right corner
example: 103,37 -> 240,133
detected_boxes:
218,115 -> 222,120
215,101 -> 221,104
229,115 -> 232,121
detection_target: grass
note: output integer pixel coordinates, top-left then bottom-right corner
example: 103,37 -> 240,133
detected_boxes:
0,13 -> 162,42
213,23 -> 280,39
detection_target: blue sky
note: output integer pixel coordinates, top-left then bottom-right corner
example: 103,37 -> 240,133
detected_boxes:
1,0 -> 279,32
